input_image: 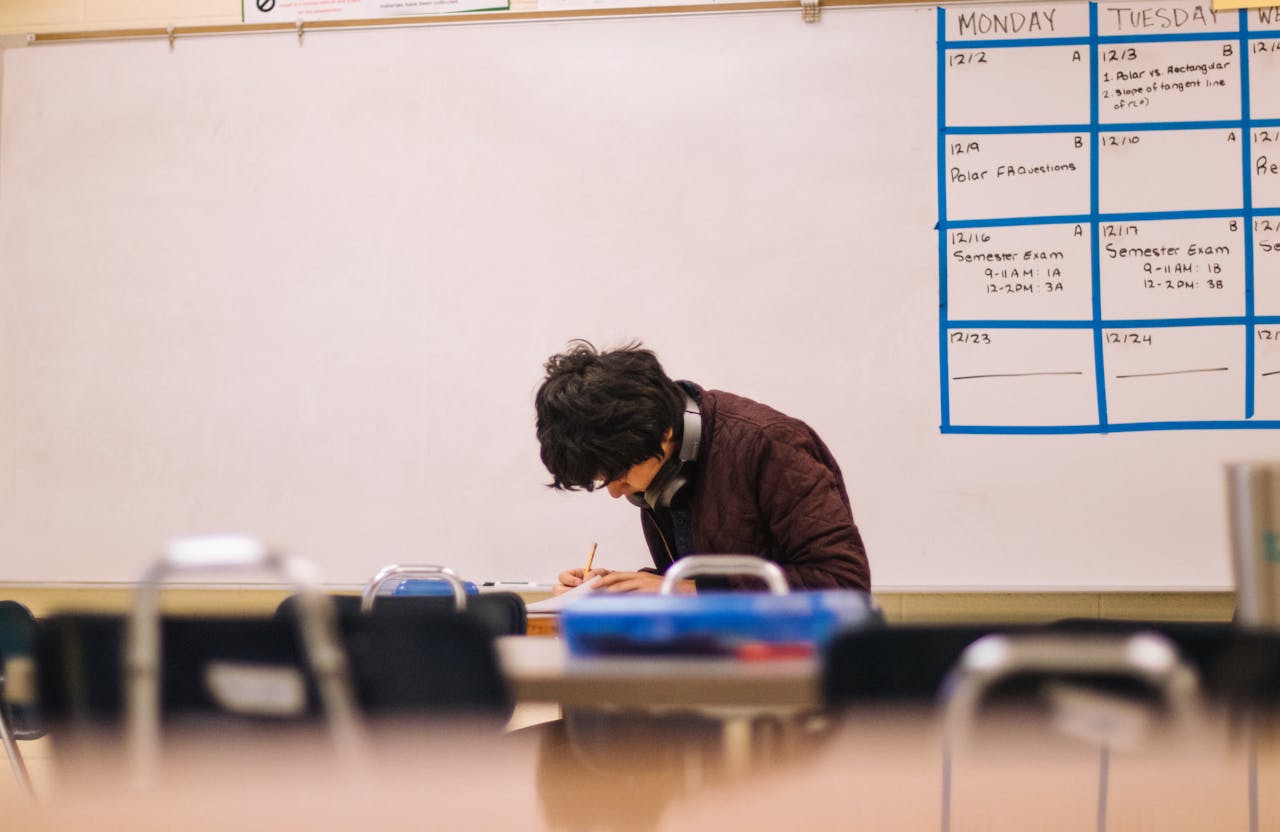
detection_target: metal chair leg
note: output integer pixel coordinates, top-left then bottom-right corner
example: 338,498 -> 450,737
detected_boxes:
0,704 -> 35,801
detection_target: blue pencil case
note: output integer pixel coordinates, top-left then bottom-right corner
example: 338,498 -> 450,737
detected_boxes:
561,590 -> 881,656
392,579 -> 479,596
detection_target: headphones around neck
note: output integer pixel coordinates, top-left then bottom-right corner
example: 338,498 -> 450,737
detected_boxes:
627,393 -> 702,510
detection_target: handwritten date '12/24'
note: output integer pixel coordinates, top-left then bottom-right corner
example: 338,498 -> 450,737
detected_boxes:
1106,332 -> 1154,346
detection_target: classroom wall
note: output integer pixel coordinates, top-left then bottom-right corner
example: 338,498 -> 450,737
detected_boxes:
0,1 -> 239,34
0,0 -> 557,34
0,1 -> 1255,619
0,584 -> 1239,623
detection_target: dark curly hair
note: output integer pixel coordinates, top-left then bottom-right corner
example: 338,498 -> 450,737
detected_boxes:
535,340 -> 685,491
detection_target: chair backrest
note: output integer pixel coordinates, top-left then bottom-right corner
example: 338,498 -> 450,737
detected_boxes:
823,624 -> 1017,707
1049,619 -> 1280,711
823,620 -> 1274,711
342,607 -> 511,718
38,613 -> 324,734
38,610 -> 511,737
0,601 -> 43,740
940,630 -> 1202,748
276,591 -> 527,638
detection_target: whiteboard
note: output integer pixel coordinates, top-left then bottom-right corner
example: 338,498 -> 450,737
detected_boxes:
0,3 -> 1270,590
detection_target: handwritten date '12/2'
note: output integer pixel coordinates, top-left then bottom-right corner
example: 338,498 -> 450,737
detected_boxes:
947,51 -> 988,67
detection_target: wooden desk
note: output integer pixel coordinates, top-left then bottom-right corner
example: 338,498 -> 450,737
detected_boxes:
6,714 -> 1274,831
497,635 -> 820,710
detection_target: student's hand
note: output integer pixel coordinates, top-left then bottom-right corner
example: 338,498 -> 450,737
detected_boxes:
592,571 -> 695,594
553,567 -> 612,595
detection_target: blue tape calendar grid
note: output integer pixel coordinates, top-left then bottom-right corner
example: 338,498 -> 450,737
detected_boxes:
937,3 -> 1279,434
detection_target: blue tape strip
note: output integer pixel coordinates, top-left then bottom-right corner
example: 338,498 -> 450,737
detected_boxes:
944,420 -> 1280,435
948,316 -> 1280,329
944,208 -> 1262,229
936,1 -> 1277,433
945,121 -> 1253,134
944,30 -> 1280,49
1090,2 -> 1109,428
938,6 -> 952,432
1241,9 -> 1257,418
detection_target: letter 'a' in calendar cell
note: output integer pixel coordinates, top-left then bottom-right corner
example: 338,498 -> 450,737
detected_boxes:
1098,129 -> 1242,215
947,46 -> 1090,127
947,223 -> 1093,321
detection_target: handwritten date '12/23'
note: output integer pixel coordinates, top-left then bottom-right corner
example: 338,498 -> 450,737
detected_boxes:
951,332 -> 1163,346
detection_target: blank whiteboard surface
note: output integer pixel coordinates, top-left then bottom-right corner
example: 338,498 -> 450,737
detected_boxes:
0,8 -> 1255,589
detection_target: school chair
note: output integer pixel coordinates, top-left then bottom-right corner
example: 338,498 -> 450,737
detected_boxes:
291,565 -> 515,721
40,540 -> 516,791
823,620 -> 1263,709
939,630 -> 1203,832
823,624 -> 1015,708
275,563 -> 526,638
0,600 -> 43,799
38,535 -> 362,787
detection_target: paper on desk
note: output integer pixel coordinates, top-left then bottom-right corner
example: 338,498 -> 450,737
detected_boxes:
525,577 -> 600,613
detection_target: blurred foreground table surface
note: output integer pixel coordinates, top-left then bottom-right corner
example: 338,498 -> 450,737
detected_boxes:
4,711 -> 1277,832
496,635 -> 820,709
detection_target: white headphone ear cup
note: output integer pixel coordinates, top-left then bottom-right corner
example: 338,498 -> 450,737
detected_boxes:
638,391 -> 702,510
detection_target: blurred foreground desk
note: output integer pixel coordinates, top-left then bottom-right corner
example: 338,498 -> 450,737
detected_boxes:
497,635 -> 823,773
7,716 -> 1272,832
497,635 -> 821,709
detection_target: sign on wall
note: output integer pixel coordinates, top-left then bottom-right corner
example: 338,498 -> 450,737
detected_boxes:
242,0 -> 508,21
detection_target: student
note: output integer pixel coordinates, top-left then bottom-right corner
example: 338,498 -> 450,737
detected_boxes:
534,341 -> 870,594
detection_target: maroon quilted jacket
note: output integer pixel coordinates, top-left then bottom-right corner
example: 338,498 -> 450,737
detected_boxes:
639,385 -> 870,592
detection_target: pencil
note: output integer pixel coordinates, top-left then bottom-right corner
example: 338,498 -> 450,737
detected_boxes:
584,541 -> 598,580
